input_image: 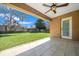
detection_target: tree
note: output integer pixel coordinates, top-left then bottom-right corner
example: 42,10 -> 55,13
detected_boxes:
35,19 -> 46,32
0,4 -> 26,32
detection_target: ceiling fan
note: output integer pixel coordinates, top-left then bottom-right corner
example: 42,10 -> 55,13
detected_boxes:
43,3 -> 69,14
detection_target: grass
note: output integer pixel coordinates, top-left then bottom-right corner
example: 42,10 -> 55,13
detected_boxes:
0,32 -> 49,51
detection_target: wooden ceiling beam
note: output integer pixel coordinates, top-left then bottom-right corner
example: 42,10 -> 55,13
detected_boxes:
5,3 -> 50,20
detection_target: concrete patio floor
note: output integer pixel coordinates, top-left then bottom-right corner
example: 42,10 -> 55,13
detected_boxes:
17,38 -> 79,56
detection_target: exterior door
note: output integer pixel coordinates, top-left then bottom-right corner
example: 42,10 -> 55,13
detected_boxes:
61,17 -> 72,39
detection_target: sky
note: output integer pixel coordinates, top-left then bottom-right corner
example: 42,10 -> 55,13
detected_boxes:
15,14 -> 39,28
0,4 -> 49,28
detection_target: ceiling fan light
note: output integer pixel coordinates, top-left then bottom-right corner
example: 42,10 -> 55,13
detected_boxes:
52,6 -> 56,11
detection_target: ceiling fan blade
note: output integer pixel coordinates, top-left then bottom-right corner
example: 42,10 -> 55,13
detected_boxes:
43,4 -> 51,7
53,10 -> 56,14
57,3 -> 69,7
45,9 -> 51,14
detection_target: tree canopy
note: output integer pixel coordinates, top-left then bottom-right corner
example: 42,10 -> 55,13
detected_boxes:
35,19 -> 46,32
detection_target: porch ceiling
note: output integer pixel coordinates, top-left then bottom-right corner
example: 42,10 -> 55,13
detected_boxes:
26,3 -> 79,18
5,3 -> 50,20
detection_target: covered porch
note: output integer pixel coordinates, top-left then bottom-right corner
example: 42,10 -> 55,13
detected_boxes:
1,3 -> 79,56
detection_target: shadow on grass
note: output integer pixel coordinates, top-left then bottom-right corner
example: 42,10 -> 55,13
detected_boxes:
0,34 -> 12,37
0,31 -> 49,38
29,31 -> 49,33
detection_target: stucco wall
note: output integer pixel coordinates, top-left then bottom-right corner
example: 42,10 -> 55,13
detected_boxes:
50,10 -> 79,41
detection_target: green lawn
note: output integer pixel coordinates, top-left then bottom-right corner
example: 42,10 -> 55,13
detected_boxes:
0,32 -> 49,51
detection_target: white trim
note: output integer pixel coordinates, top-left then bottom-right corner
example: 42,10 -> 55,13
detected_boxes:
61,17 -> 72,39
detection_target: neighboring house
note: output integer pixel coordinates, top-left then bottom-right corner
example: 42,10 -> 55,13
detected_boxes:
27,28 -> 37,32
0,24 -> 11,32
15,25 -> 27,32
9,23 -> 28,32
0,25 -> 5,32
0,24 -> 27,32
